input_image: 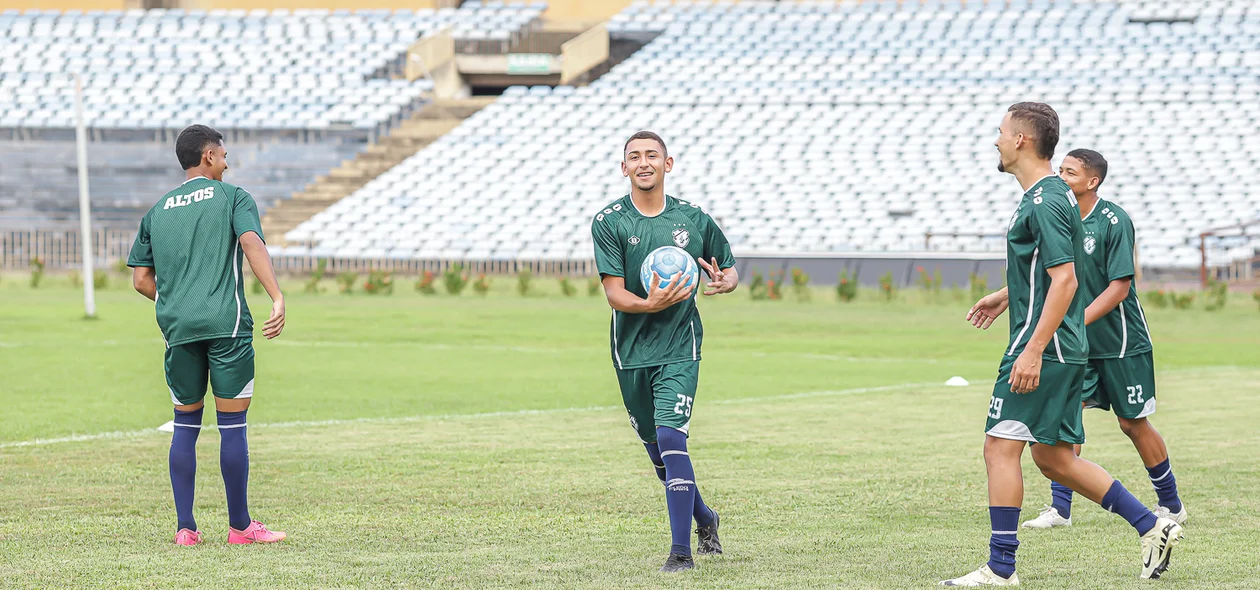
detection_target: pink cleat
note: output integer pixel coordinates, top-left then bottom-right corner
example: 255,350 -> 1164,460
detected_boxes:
174,528 -> 203,546
228,520 -> 287,545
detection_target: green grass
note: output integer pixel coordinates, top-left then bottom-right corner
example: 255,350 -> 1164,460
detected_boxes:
2,277 -> 1259,588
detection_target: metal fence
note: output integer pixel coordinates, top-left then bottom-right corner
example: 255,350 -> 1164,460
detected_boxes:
1,229 -> 135,270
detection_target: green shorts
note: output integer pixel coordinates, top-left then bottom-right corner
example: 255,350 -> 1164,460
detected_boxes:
614,361 -> 700,443
164,337 -> 256,406
985,355 -> 1086,446
1082,352 -> 1157,419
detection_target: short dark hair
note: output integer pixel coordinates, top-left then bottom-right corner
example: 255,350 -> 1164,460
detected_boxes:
1066,148 -> 1108,188
623,130 -> 667,157
1007,102 -> 1059,160
175,125 -> 224,170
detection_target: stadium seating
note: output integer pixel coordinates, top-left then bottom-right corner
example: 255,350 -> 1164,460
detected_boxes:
0,4 -> 544,133
283,0 -> 1260,268
0,140 -> 362,229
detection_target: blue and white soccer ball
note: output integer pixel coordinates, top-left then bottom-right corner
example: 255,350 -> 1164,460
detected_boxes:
639,246 -> 699,291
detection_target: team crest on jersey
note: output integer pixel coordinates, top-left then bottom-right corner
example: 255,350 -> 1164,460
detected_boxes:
673,228 -> 690,248
629,235 -> 640,246
628,414 -> 639,432
1084,236 -> 1096,255
1007,207 -> 1019,231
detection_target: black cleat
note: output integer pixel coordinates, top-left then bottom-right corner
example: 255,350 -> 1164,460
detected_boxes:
659,552 -> 695,573
696,510 -> 722,555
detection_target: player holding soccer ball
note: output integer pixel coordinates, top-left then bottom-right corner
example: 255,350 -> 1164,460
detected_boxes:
1021,149 -> 1186,530
591,131 -> 738,572
128,125 -> 287,547
940,104 -> 1182,587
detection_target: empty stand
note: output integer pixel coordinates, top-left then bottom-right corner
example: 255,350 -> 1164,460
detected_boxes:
283,0 -> 1260,269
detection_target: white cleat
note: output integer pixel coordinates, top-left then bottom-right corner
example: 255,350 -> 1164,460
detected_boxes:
1140,517 -> 1185,580
1021,506 -> 1071,529
1152,504 -> 1188,526
939,565 -> 1020,587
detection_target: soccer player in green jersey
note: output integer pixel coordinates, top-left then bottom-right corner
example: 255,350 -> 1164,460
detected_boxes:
940,104 -> 1183,586
1022,149 -> 1186,530
128,125 -> 287,546
591,131 -> 738,573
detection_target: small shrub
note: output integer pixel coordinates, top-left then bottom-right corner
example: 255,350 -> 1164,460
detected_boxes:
472,274 -> 491,296
1145,289 -> 1169,309
94,269 -> 108,290
1204,279 -> 1228,311
443,264 -> 469,295
251,276 -> 264,295
112,258 -> 129,275
336,272 -> 357,294
1253,289 -> 1260,310
915,265 -> 943,295
878,271 -> 897,301
969,273 -> 989,302
790,268 -> 810,301
69,270 -> 82,288
30,257 -> 44,288
304,258 -> 328,294
748,270 -> 767,300
558,276 -> 578,297
1171,291 -> 1195,310
836,270 -> 858,302
766,269 -> 784,300
363,270 -> 394,295
517,268 -> 533,296
415,270 -> 437,295
587,276 -> 602,297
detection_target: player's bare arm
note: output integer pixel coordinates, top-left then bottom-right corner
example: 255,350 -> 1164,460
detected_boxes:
697,257 -> 738,296
966,286 -> 1009,329
601,273 -> 694,314
1010,263 -> 1077,394
132,266 -> 157,301
240,231 -> 285,339
1083,277 -> 1131,326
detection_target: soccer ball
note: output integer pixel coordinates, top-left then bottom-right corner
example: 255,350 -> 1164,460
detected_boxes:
639,246 -> 699,291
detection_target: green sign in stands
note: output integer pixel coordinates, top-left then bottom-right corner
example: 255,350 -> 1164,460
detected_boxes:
506,53 -> 554,75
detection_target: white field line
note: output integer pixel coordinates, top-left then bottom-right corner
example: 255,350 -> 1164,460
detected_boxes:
0,381 -> 954,450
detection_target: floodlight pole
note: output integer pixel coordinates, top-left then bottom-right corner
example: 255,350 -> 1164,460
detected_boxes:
75,73 -> 96,318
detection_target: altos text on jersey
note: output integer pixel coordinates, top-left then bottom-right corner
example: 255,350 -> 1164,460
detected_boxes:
128,177 -> 264,347
1004,175 -> 1088,364
591,195 -> 736,369
1078,198 -> 1152,359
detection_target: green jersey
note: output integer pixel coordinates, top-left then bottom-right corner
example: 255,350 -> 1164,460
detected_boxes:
1079,198 -> 1153,359
591,195 -> 736,370
1003,175 -> 1088,364
127,177 -> 264,347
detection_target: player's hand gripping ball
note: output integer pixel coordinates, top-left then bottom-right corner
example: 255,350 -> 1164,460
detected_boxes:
640,246 -> 699,292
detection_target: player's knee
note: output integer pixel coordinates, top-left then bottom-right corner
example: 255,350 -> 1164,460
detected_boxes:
1117,416 -> 1146,438
655,426 -> 687,453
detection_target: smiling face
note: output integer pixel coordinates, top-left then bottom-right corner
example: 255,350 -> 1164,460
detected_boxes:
994,112 -> 1020,174
1058,155 -> 1099,197
206,141 -> 229,181
622,138 -> 673,192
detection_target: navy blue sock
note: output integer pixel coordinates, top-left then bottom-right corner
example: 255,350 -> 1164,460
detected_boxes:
646,442 -> 715,527
1101,479 -> 1158,535
1050,481 -> 1074,519
656,427 -> 695,557
986,506 -> 1020,579
170,408 -> 202,532
217,410 -> 251,531
1146,458 -> 1182,513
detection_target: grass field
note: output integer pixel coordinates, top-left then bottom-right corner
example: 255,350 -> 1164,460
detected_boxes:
2,276 -> 1259,589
